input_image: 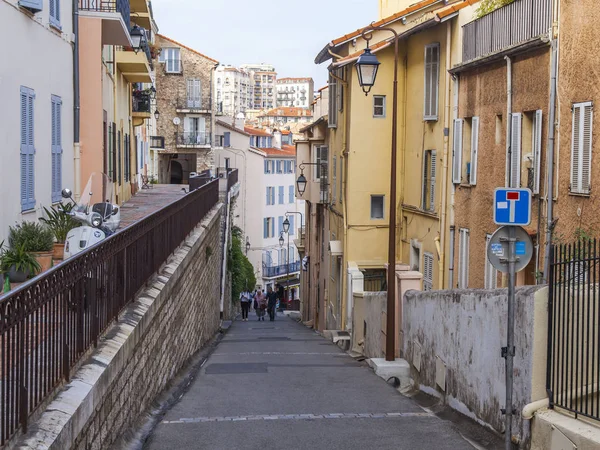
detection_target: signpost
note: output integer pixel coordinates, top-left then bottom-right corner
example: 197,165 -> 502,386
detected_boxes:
488,188 -> 533,450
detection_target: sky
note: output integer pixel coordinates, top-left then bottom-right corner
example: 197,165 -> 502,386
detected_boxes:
151,0 -> 378,89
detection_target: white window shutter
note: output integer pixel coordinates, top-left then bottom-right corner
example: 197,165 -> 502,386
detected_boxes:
533,110 -> 543,194
510,113 -> 522,188
430,150 -> 436,211
452,119 -> 463,184
470,117 -> 479,185
423,252 -> 433,291
582,104 -> 593,194
571,105 -> 581,193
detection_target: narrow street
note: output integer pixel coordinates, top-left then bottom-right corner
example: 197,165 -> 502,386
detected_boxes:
145,315 -> 476,450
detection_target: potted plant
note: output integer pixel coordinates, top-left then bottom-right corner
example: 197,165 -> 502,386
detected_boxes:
8,222 -> 55,273
40,203 -> 78,260
1,244 -> 41,283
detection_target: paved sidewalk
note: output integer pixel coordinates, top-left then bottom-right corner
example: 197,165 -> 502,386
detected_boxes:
144,314 -> 481,450
119,184 -> 189,228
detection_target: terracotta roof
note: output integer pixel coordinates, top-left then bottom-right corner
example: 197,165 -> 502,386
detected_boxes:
158,35 -> 219,63
216,119 -> 250,136
318,85 -> 328,92
277,77 -> 314,83
281,130 -> 292,135
244,126 -> 273,137
257,145 -> 296,157
259,107 -> 313,118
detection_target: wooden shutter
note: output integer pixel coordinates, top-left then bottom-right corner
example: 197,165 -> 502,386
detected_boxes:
424,44 -> 440,120
452,119 -> 463,184
510,113 -> 522,188
20,87 -> 36,211
51,96 -> 63,203
470,117 -> 479,185
430,150 -> 437,211
582,104 -> 593,194
459,229 -> 469,289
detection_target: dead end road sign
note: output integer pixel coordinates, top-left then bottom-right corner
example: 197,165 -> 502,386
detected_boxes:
494,188 -> 532,226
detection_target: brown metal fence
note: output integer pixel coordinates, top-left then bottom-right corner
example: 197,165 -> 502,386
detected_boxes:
0,180 -> 219,445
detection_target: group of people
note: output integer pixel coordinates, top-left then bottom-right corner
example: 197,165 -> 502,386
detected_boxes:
239,286 -> 279,322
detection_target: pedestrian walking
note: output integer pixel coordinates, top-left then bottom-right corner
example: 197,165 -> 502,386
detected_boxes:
266,286 -> 278,322
256,290 -> 267,321
240,289 -> 251,321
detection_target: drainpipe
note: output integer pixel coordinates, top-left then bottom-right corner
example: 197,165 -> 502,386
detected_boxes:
543,39 -> 558,283
220,190 -> 232,318
438,21 -> 452,288
449,73 -> 459,288
210,62 -> 219,169
73,0 -> 81,200
505,56 -> 513,188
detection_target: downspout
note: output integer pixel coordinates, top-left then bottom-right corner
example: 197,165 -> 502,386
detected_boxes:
210,62 -> 219,168
543,21 -> 559,283
73,0 -> 81,200
341,72 -> 350,331
438,21 -> 452,288
449,74 -> 459,287
505,56 -> 513,188
220,190 -> 232,319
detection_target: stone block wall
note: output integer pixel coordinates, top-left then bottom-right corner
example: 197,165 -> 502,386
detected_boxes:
19,205 -> 224,450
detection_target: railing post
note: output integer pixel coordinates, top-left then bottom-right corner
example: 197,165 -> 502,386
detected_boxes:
546,243 -> 555,406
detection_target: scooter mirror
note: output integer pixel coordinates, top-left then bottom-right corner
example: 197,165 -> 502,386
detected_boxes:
112,207 -> 119,216
61,188 -> 73,199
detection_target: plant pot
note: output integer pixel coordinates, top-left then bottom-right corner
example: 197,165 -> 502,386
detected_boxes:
53,243 -> 65,261
8,266 -> 29,283
32,251 -> 53,273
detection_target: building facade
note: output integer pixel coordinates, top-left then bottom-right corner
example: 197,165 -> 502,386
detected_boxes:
155,35 -> 218,184
240,63 -> 277,110
214,65 -> 253,116
0,0 -> 75,243
276,77 -> 314,108
258,107 -> 314,127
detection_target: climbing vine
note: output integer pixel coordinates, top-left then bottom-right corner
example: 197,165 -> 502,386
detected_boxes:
474,0 -> 516,18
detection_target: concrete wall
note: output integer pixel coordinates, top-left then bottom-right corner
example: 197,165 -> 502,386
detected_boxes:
403,286 -> 548,438
0,0 -> 75,243
18,205 -> 224,450
352,292 -> 387,359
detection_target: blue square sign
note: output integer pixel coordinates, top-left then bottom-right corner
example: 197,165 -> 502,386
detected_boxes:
494,188 -> 532,226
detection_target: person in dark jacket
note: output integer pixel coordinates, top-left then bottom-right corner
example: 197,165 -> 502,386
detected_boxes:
277,283 -> 285,311
266,286 -> 278,321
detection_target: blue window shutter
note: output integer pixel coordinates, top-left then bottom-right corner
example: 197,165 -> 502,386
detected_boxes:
49,0 -> 60,27
19,0 -> 43,12
264,218 -> 268,238
278,216 -> 283,234
51,96 -> 62,202
266,187 -> 269,205
278,186 -> 284,204
264,160 -> 268,174
289,185 -> 294,203
271,187 -> 275,205
20,87 -> 36,211
289,216 -> 295,236
271,218 -> 275,237
224,132 -> 230,147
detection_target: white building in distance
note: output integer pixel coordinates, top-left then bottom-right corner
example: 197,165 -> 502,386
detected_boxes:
276,77 -> 314,108
214,65 -> 253,116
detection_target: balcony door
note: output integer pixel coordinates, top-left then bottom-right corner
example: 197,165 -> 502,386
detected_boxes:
184,116 -> 205,144
187,79 -> 201,108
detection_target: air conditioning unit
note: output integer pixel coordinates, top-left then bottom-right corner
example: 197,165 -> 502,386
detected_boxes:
218,173 -> 225,178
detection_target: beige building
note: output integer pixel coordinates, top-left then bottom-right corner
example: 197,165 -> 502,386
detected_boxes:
154,35 -> 219,184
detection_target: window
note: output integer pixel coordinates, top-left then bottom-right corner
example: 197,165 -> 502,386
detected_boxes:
314,145 -> 328,180
373,95 -> 386,118
332,156 -> 337,204
264,217 -> 275,238
117,131 -> 122,185
470,117 -> 479,185
424,43 -> 440,120
289,185 -> 294,203
264,159 -> 270,174
20,86 -> 35,211
51,95 -> 62,202
532,110 -> 543,194
508,113 -> 522,188
49,0 -> 60,27
280,248 -> 287,265
163,48 -> 181,73
458,228 -> 470,289
224,132 -> 231,147
452,119 -> 463,184
422,150 -> 436,212
289,215 -> 295,236
485,234 -> 498,289
277,160 -> 283,174
328,72 -> 338,128
423,252 -> 434,291
278,186 -> 284,204
371,195 -> 384,219
278,216 -> 284,234
266,186 -> 275,205
187,79 -> 201,108
571,102 -> 593,195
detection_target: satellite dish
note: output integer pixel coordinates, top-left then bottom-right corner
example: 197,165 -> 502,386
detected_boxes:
173,117 -> 181,125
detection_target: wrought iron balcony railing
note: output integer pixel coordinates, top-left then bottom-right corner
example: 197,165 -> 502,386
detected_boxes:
79,0 -> 130,28
132,91 -> 151,113
263,261 -> 301,278
176,131 -> 211,147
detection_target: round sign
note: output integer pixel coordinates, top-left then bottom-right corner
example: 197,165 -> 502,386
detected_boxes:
487,226 -> 534,274
172,117 -> 181,125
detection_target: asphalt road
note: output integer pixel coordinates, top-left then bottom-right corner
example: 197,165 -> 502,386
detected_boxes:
145,313 -> 477,450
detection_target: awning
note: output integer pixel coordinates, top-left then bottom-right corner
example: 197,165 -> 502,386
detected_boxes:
329,241 -> 343,256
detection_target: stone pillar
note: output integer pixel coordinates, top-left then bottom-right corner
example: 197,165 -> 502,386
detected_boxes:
396,267 -> 423,357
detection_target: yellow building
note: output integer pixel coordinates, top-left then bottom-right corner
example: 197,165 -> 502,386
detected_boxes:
299,0 -> 479,333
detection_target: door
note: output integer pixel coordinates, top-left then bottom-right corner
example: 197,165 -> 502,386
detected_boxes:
187,79 -> 201,108
184,117 -> 206,144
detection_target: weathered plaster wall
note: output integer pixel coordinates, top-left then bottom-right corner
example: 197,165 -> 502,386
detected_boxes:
18,205 -> 224,450
403,286 -> 548,438
454,48 -> 550,288
352,292 -> 387,359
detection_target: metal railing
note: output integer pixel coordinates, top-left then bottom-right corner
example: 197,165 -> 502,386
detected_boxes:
0,180 -> 219,446
149,136 -> 165,149
132,91 -> 151,113
176,97 -> 212,111
263,262 -> 301,278
547,239 -> 600,422
462,0 -> 552,62
175,132 -> 211,147
227,169 -> 238,191
79,0 -> 130,27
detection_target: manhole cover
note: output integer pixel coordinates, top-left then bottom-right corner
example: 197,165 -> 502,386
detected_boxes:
258,336 -> 291,341
205,363 -> 268,374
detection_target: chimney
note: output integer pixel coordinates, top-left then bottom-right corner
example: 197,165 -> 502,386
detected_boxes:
235,112 -> 245,131
273,130 -> 282,150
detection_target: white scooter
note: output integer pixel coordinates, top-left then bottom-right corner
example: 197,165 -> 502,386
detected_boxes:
62,172 -> 121,259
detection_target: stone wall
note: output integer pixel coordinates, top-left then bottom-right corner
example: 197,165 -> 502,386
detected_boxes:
403,287 -> 548,441
18,205 -> 224,450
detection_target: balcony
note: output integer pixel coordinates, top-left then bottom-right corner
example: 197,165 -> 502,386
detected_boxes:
175,132 -> 211,148
78,0 -> 131,46
116,37 -> 153,83
176,97 -> 211,114
132,91 -> 151,121
263,261 -> 301,279
150,136 -> 165,149
461,0 -> 552,63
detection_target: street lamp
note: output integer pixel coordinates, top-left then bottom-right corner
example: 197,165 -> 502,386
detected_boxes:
245,238 -> 251,255
279,233 -> 285,247
285,211 -> 304,246
154,109 -> 160,121
355,25 -> 399,363
295,163 -> 327,198
282,218 -> 290,233
130,25 -> 145,53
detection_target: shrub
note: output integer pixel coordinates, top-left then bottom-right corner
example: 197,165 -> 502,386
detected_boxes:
39,203 -> 79,243
9,221 -> 54,253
